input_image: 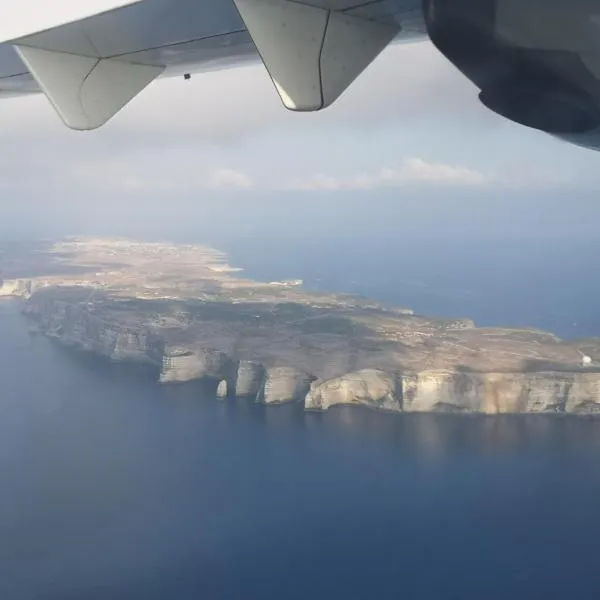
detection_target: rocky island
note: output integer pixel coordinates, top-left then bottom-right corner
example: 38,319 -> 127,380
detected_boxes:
2,237 -> 600,414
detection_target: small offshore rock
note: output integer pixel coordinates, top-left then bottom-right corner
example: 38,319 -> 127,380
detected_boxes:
216,379 -> 228,399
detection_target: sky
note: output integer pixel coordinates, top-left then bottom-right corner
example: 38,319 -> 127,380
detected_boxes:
1,38 -> 600,238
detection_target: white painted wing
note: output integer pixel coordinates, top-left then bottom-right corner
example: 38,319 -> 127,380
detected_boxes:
0,0 -> 426,128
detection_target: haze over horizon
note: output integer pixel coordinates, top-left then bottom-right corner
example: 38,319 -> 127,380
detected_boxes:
1,40 -> 600,241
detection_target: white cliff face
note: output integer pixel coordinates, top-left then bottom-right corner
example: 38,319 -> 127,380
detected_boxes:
480,373 -> 564,414
305,369 -> 399,411
402,371 -> 482,413
305,370 -> 600,414
234,361 -> 265,397
565,375 -> 600,413
159,346 -> 229,383
26,299 -> 161,365
402,371 -> 600,414
21,295 -> 600,415
257,366 -> 313,404
0,279 -> 34,298
111,330 -> 161,363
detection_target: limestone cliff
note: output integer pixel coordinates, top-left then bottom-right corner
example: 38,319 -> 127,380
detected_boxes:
24,295 -> 163,366
159,345 -> 230,383
306,370 -> 600,414
14,236 -> 600,417
21,293 -> 600,415
306,370 -> 399,412
234,361 -> 265,397
257,366 -> 314,404
0,279 -> 34,299
400,370 -> 581,414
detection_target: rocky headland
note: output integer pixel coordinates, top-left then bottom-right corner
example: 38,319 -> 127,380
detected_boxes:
3,237 -> 600,414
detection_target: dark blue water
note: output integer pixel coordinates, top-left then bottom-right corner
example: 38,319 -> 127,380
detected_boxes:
3,298 -> 600,600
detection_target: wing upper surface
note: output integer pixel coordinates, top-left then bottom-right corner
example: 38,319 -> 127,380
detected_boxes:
0,0 -> 425,126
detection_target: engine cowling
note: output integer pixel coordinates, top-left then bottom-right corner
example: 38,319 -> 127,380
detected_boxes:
424,0 -> 600,149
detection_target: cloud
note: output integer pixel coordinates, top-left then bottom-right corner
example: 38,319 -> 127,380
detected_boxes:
64,152 -> 255,192
207,168 -> 254,189
63,154 -> 486,193
286,158 -> 489,190
0,32 -> 595,224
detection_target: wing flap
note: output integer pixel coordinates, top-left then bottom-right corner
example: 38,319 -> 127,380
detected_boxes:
233,0 -> 399,111
14,46 -> 163,129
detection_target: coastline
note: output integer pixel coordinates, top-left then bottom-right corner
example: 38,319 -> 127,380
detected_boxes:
4,237 -> 600,416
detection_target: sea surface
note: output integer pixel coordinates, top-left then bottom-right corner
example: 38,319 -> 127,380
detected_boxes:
2,299 -> 600,599
3,224 -> 600,599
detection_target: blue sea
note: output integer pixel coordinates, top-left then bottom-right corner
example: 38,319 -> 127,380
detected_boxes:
3,221 -> 600,599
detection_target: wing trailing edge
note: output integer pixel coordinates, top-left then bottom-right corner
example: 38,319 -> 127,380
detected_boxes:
14,46 -> 163,130
233,0 -> 399,111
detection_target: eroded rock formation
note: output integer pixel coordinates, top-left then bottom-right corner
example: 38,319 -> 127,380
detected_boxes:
306,369 -> 399,411
24,296 -> 163,365
257,366 -> 314,404
234,361 -> 265,397
0,278 -> 34,298
160,345 -> 229,383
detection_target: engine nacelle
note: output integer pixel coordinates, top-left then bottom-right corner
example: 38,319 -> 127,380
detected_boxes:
424,0 -> 600,149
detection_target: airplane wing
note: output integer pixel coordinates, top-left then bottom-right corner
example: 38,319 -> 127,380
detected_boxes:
1,0 -> 600,151
0,0 -> 424,130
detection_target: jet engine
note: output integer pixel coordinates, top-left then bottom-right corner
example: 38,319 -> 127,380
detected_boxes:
424,0 -> 600,149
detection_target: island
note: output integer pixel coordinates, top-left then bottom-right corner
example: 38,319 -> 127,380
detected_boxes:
2,237 -> 600,414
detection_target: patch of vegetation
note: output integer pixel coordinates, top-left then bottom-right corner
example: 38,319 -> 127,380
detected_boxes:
297,316 -> 359,336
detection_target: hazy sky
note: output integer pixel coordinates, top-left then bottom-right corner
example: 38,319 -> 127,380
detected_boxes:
1,39 -> 600,237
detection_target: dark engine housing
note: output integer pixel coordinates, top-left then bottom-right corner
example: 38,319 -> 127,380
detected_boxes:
424,0 -> 600,148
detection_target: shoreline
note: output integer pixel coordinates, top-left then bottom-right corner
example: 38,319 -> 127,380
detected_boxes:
17,307 -> 600,417
8,302 -> 600,419
5,237 -> 600,416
